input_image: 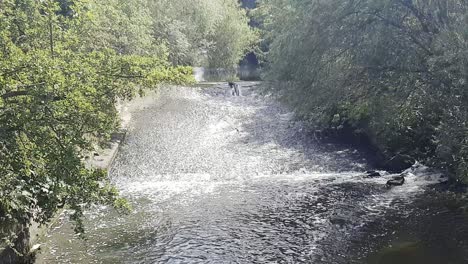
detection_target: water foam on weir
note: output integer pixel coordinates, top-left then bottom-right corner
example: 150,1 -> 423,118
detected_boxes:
37,84 -> 452,264
112,163 -> 447,254
110,86 -> 448,262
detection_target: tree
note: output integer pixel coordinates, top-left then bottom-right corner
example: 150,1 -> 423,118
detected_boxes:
148,0 -> 256,67
0,0 -> 193,261
208,5 -> 256,69
83,0 -> 167,56
258,0 -> 467,179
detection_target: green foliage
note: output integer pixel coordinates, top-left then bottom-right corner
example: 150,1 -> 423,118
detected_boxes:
0,0 -> 194,253
259,0 -> 468,179
207,3 -> 257,68
149,0 -> 257,68
84,0 -> 167,56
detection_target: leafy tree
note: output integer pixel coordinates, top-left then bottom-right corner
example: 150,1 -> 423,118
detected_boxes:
0,0 -> 192,261
83,0 -> 167,56
208,5 -> 256,69
258,0 -> 467,178
149,0 -> 256,67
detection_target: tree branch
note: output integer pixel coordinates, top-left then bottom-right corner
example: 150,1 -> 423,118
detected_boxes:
1,83 -> 66,101
368,12 -> 434,56
1,90 -> 30,99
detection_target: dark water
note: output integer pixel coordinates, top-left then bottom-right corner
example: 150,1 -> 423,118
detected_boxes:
37,84 -> 468,263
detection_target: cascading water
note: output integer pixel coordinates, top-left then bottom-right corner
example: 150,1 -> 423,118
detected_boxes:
36,84 -> 467,264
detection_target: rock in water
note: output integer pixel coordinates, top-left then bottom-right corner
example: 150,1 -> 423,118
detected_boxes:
386,175 -> 405,187
366,171 -> 381,178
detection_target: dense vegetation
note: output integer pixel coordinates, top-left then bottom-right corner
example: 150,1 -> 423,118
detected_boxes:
148,0 -> 255,68
0,0 -> 252,260
257,0 -> 467,180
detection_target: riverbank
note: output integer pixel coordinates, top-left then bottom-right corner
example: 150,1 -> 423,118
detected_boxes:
311,124 -> 468,192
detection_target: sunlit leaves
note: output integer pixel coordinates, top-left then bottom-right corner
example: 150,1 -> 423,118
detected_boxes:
0,0 -> 194,251
149,0 -> 256,67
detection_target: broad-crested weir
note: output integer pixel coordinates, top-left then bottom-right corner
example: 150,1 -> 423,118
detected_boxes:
37,84 -> 468,264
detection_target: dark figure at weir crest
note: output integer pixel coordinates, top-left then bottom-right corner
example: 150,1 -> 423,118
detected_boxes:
228,81 -> 241,96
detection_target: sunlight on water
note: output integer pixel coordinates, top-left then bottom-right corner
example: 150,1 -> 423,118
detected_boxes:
37,85 -> 463,264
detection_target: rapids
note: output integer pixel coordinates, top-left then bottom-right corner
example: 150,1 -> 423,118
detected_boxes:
36,84 -> 467,264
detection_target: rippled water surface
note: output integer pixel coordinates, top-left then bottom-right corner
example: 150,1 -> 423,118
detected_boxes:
37,84 -> 468,263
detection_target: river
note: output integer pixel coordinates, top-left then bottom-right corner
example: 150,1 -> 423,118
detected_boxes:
37,83 -> 468,263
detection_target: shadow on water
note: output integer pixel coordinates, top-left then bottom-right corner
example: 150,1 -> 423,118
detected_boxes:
347,191 -> 468,264
371,241 -> 443,264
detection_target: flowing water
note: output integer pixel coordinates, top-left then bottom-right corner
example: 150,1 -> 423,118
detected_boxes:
37,84 -> 468,264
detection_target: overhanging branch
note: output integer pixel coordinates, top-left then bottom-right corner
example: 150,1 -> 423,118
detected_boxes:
1,90 -> 29,99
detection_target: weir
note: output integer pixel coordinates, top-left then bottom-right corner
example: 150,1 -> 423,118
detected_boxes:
36,84 -> 467,263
